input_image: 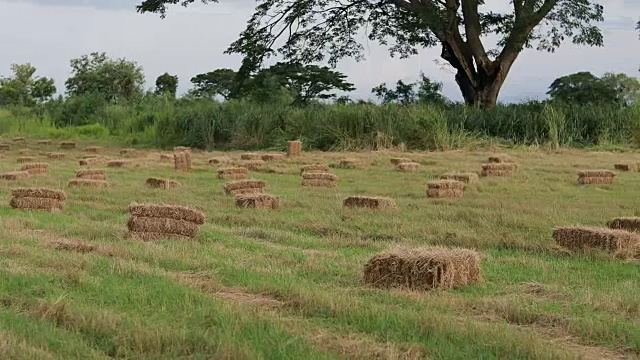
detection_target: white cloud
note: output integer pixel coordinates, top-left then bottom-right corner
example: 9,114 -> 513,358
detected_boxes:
0,0 -> 637,103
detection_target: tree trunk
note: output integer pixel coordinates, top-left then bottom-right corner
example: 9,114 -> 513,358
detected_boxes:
455,69 -> 506,108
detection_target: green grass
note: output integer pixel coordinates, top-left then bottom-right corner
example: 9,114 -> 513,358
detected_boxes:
0,140 -> 639,359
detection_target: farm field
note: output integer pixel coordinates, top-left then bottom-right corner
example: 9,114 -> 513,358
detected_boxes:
0,140 -> 639,359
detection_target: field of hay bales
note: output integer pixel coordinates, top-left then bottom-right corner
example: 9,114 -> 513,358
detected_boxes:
0,139 -> 638,359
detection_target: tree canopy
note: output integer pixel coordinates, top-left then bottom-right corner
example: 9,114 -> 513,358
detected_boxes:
547,72 -> 640,105
155,73 -> 179,97
138,0 -> 605,108
373,73 -> 447,105
0,63 -> 56,107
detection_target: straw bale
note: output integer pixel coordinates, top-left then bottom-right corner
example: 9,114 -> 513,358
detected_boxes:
146,177 -> 182,189
9,197 -> 63,212
75,169 -> 106,179
18,149 -> 31,155
390,157 -> 413,165
46,152 -> 66,159
363,246 -> 481,290
343,196 -> 396,210
302,179 -> 337,188
336,159 -> 360,169
397,162 -> 420,172
427,180 -> 465,190
79,158 -> 99,166
12,188 -> 66,200
12,137 -> 26,142
614,243 -> 640,260
240,153 -> 261,160
614,163 -> 639,172
481,170 -> 513,177
302,172 -> 338,181
577,170 -> 616,178
68,179 -> 109,188
607,217 -> 640,233
129,203 -> 205,225
262,153 -> 284,161
0,171 -> 30,180
241,160 -> 265,171
0,144 -> 11,151
552,227 -> 640,252
125,231 -> 191,242
209,156 -> 232,165
107,159 -> 129,168
84,146 -> 100,153
223,179 -> 266,195
235,193 -> 280,209
60,141 -> 76,149
488,155 -> 513,163
17,156 -> 35,163
300,164 -> 330,175
439,173 -> 479,184
128,216 -> 199,238
21,163 -> 49,175
578,177 -> 614,185
174,146 -> 191,152
287,140 -> 302,157
160,153 -> 173,161
482,163 -> 519,171
427,189 -> 464,199
217,167 -> 248,180
174,151 -> 192,172
36,140 -> 52,145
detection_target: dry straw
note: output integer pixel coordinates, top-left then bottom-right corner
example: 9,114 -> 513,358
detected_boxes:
302,172 -> 338,187
0,144 -> 11,151
390,157 -> 413,165
614,163 -> 639,172
440,173 -> 479,184
18,149 -> 31,155
427,180 -> 465,190
129,203 -> 205,224
481,163 -> 519,177
60,141 -> 76,149
336,159 -> 360,169
146,177 -> 181,189
36,140 -> 52,145
343,196 -> 396,210
488,155 -> 513,163
21,163 -> 49,175
174,151 -> 192,172
363,246 -> 482,290
235,193 -> 280,209
240,153 -> 261,160
46,152 -> 66,159
262,153 -> 284,161
84,146 -> 101,153
10,187 -> 66,212
76,169 -> 106,180
577,170 -> 616,178
397,162 -> 420,172
17,156 -> 35,163
223,179 -> 266,195
241,160 -> 265,171
209,156 -> 232,165
160,153 -> 173,161
577,170 -> 616,185
427,189 -> 464,199
300,164 -> 330,175
68,179 -> 109,188
107,159 -> 129,168
552,226 -> 639,252
12,188 -> 66,200
287,140 -> 302,157
578,177 -> 614,185
79,158 -> 99,166
607,217 -> 640,233
0,171 -> 30,180
128,216 -> 199,238
217,167 -> 248,180
12,137 -> 26,142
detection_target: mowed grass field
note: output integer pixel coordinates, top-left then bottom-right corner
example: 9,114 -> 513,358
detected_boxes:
0,141 -> 639,360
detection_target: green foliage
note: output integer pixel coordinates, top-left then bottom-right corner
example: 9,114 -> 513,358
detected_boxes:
0,63 -> 56,107
65,52 -> 145,102
190,69 -> 238,100
373,73 -> 447,105
155,73 -> 178,97
547,71 -> 640,105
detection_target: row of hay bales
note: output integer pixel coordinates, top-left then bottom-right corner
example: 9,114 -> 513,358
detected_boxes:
553,219 -> 640,259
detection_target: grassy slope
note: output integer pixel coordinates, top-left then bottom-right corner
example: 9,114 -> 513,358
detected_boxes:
0,140 -> 638,359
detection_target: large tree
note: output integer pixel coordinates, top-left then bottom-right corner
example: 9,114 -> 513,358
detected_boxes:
547,71 -> 640,105
155,72 -> 179,97
0,63 -> 56,107
137,0 -> 605,108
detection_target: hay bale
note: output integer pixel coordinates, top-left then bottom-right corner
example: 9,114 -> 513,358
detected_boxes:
235,193 -> 280,209
440,173 -> 479,184
46,152 -> 66,159
217,167 -> 248,180
578,177 -> 614,185
18,149 -> 31,155
12,137 -> 26,142
552,227 -> 640,252
287,140 -> 302,157
223,179 -> 266,195
262,153 -> 284,161
146,177 -> 182,189
209,156 -> 232,165
390,157 -> 413,165
397,162 -> 420,172
0,144 -> 11,151
614,163 -> 639,172
127,216 -> 199,238
488,155 -> 513,163
79,158 -> 99,166
174,151 -> 192,172
607,217 -> 640,233
160,153 -> 173,161
241,160 -> 265,171
68,179 -> 109,188
427,180 -> 465,190
335,159 -> 360,169
577,170 -> 616,178
0,171 -> 30,180
363,246 -> 481,290
481,163 -> 519,177
129,203 -> 205,225
240,153 -> 261,160
16,156 -> 35,163
60,141 -> 76,149
21,163 -> 49,175
75,169 -> 106,180
301,172 -> 338,187
84,146 -> 101,153
36,140 -> 52,145
343,196 -> 396,210
9,197 -> 63,212
107,159 -> 129,168
300,164 -> 330,175
427,189 -> 464,199
12,188 -> 66,200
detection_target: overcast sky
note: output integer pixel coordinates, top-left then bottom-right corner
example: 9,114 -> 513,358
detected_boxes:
0,0 -> 638,103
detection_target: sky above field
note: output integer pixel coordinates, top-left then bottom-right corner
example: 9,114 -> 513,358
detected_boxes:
0,0 -> 638,103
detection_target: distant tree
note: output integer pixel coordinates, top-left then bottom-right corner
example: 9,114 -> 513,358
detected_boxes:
373,73 -> 446,105
547,71 -> 639,105
334,96 -> 353,105
600,73 -> 640,105
190,69 -> 238,100
66,52 -> 145,102
0,63 -> 56,107
155,72 -> 178,97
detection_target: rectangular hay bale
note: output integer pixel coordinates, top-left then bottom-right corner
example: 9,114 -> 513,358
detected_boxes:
174,151 -> 192,172
60,141 -> 76,149
12,188 -> 66,200
217,167 -> 248,180
146,177 -> 181,189
46,152 -> 66,159
578,176 -> 614,185
363,246 -> 481,290
235,194 -> 280,209
79,158 -> 99,166
614,163 -> 639,172
240,153 -> 261,160
127,216 -> 200,238
427,189 -> 464,199
129,203 -> 205,225
397,162 -> 420,172
552,226 -> 639,252
427,180 -> 465,190
10,197 -> 63,212
607,217 -> 640,233
343,196 -> 396,210
75,169 -> 106,180
84,146 -> 101,153
488,155 -> 513,163
0,171 -> 31,180
287,141 -> 302,157
300,164 -> 330,175
439,173 -> 479,184
17,157 -> 35,163
223,179 -> 266,195
21,163 -> 49,175
577,170 -> 616,178
240,160 -> 265,171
